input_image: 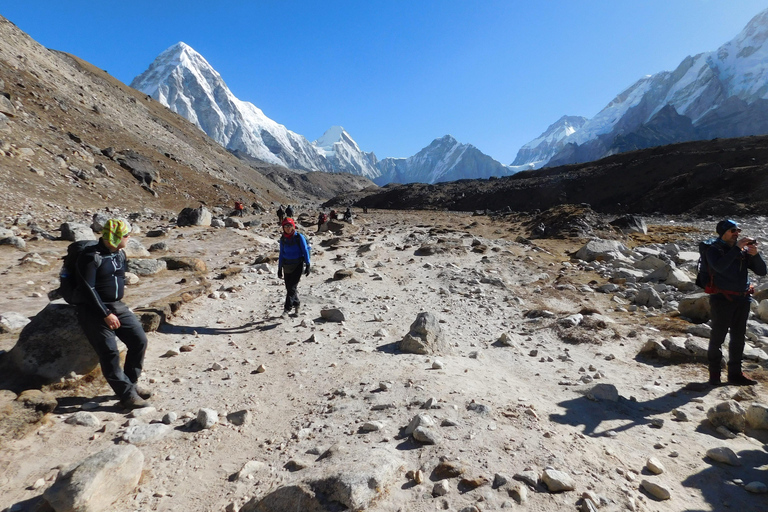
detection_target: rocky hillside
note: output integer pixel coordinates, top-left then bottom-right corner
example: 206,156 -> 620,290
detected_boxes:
331,135 -> 768,216
0,16 -> 374,227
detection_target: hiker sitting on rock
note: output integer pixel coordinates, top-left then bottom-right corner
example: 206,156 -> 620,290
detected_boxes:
74,219 -> 152,409
706,219 -> 767,386
277,217 -> 310,319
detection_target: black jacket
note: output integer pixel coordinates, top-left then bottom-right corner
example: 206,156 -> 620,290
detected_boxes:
75,239 -> 127,317
707,238 -> 767,296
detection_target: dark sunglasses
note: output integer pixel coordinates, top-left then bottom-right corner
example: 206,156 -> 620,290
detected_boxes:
729,228 -> 742,233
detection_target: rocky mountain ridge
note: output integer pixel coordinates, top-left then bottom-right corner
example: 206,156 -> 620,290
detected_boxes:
334,135 -> 768,217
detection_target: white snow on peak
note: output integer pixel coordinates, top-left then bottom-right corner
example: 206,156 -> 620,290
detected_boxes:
513,7 -> 768,167
314,126 -> 348,149
130,43 -> 381,176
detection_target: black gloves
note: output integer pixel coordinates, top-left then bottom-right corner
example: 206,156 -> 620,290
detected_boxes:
304,264 -> 310,276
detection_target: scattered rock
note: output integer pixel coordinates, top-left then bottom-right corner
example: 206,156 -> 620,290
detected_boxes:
43,445 -> 144,512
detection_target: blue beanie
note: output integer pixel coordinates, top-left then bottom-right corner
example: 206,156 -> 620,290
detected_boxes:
716,219 -> 739,236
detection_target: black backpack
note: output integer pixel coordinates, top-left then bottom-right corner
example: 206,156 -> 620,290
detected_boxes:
55,240 -> 99,303
695,237 -> 720,291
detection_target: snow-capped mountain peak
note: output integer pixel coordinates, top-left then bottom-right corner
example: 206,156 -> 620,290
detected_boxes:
312,126 -> 380,179
131,44 -> 387,178
515,7 -> 768,169
374,134 -> 513,185
511,115 -> 587,167
314,126 -> 352,150
131,43 -> 331,172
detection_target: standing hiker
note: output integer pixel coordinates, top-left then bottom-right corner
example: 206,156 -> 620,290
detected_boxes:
285,205 -> 295,219
706,219 -> 766,386
317,211 -> 328,232
74,219 -> 152,409
276,205 -> 285,224
277,217 -> 310,318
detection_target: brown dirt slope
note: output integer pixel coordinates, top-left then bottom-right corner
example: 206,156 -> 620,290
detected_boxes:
0,15 -> 375,223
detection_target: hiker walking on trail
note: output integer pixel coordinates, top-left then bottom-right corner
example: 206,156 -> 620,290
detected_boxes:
234,201 -> 244,217
317,211 -> 328,232
276,205 -> 285,224
705,219 -> 766,386
277,217 -> 310,318
285,205 -> 294,218
74,219 -> 152,409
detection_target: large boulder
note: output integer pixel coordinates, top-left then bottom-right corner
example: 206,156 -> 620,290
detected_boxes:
609,215 -> 647,235
6,303 -> 99,382
574,239 -> 629,262
746,403 -> 768,430
43,445 -> 144,512
160,256 -> 207,272
241,447 -> 403,512
707,400 -> 746,433
60,222 -> 96,242
117,149 -> 159,186
399,312 -> 449,355
0,311 -> 31,334
126,258 -> 167,276
122,238 -> 150,258
177,206 -> 212,227
678,293 -> 711,323
757,300 -> 768,323
224,217 -> 245,229
645,264 -> 696,291
634,287 -> 663,308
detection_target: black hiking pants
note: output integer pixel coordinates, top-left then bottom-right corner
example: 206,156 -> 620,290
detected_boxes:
283,264 -> 303,312
708,294 -> 751,377
76,301 -> 148,400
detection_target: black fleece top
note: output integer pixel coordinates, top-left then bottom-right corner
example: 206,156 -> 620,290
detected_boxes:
707,237 -> 767,297
75,239 -> 126,317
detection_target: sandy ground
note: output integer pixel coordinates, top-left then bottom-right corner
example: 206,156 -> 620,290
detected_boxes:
1,210 -> 767,512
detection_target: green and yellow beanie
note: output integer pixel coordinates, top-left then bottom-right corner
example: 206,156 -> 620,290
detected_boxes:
102,219 -> 131,248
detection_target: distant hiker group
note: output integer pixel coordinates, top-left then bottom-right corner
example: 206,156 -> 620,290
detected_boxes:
276,204 -> 294,225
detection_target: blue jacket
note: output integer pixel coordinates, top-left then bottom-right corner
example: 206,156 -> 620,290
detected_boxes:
707,238 -> 767,297
278,232 -> 310,270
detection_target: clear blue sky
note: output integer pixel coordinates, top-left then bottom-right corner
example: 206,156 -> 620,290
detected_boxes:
3,1 -> 766,163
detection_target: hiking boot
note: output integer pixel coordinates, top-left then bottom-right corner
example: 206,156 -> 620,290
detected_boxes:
120,395 -> 150,410
293,304 -> 300,316
134,384 -> 153,400
727,373 -> 758,386
281,310 -> 291,319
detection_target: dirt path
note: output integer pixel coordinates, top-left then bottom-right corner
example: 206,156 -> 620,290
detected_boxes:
1,210 -> 767,512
